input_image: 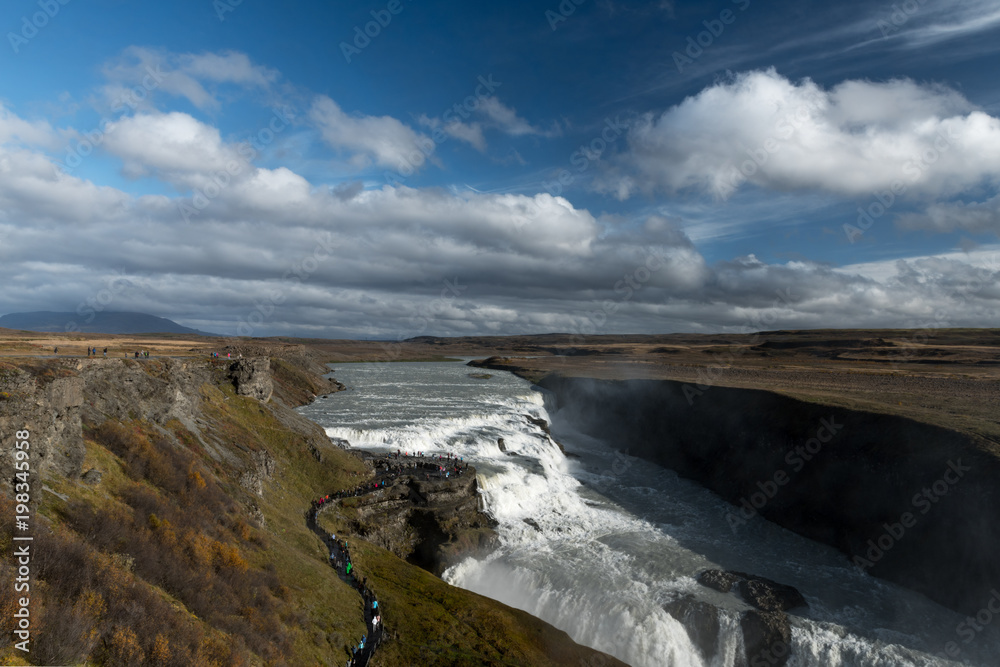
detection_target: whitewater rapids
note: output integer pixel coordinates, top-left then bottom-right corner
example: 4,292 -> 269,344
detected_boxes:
298,361 -> 998,667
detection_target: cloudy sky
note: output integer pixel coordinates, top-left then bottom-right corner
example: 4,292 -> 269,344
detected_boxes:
1,0 -> 999,338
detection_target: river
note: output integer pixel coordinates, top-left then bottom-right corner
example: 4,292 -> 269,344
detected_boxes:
297,360 -> 998,667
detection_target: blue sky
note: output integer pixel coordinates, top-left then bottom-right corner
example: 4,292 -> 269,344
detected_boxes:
1,0 -> 999,337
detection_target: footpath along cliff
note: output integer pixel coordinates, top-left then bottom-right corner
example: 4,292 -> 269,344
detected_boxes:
0,353 -> 624,667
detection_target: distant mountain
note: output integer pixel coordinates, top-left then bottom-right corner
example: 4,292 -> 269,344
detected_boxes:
0,311 -> 219,336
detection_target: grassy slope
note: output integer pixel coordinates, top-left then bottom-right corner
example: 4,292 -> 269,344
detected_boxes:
197,379 -> 372,665
2,354 -> 623,667
318,520 -> 625,667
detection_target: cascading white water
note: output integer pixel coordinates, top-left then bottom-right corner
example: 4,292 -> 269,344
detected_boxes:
298,361 -> 999,667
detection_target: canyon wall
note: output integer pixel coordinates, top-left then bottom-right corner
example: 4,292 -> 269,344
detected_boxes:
540,375 -> 1000,617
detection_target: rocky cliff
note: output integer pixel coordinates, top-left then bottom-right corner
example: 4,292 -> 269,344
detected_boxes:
0,356 -> 323,487
0,354 -> 621,666
0,362 -> 86,480
330,456 -> 497,575
538,374 -> 1000,618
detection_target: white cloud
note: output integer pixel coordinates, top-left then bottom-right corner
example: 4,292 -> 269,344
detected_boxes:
419,114 -> 487,152
310,96 -> 432,172
0,104 -> 60,149
101,47 -> 279,111
0,146 -> 131,224
178,51 -> 278,88
443,120 -> 487,151
102,112 -> 240,180
603,69 -> 1000,201
1,103 -> 997,338
898,195 -> 1000,235
478,97 -> 559,138
878,0 -> 1000,48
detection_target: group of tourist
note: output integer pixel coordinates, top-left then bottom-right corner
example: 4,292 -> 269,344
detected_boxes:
308,484 -> 388,666
306,450 -> 477,664
311,478 -> 393,510
52,346 -> 151,358
375,451 -> 470,480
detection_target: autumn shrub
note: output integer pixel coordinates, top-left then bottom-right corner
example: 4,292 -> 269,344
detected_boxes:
26,520 -> 206,667
61,485 -> 292,664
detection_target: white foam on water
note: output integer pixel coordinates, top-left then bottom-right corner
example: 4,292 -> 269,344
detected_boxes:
299,362 -> 994,667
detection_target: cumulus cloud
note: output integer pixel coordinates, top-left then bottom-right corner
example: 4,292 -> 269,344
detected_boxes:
310,96 -> 433,172
100,47 -> 279,111
0,146 -> 131,224
898,194 -> 1000,235
601,69 -> 1000,201
102,112 -> 241,181
1,102 -> 997,338
0,104 -> 60,149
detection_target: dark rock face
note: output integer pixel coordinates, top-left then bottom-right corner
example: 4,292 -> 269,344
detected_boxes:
663,595 -> 720,660
525,414 -> 552,436
697,569 -> 740,593
689,570 -> 803,666
738,577 -> 807,612
540,375 -> 1000,617
497,437 -> 507,452
698,570 -> 807,613
229,357 -> 273,402
740,611 -> 792,667
345,471 -> 497,575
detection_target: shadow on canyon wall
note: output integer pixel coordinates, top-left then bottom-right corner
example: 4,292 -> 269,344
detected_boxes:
539,375 -> 1000,617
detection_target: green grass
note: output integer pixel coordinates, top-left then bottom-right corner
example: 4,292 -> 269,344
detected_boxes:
332,536 -> 623,666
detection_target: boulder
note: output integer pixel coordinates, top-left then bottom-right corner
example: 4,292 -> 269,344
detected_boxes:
695,569 -> 803,667
697,570 -> 807,612
738,576 -> 808,612
663,594 -> 720,660
739,610 -> 791,667
697,569 -> 740,593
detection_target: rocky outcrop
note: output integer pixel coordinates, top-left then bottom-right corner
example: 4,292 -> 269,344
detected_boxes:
740,611 -> 791,667
228,357 -> 273,401
540,375 -> 1000,617
0,364 -> 86,482
239,450 -> 277,497
662,595 -> 719,660
737,576 -> 807,613
697,570 -> 808,613
0,355 -> 325,502
335,461 -> 497,575
664,571 -> 805,666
